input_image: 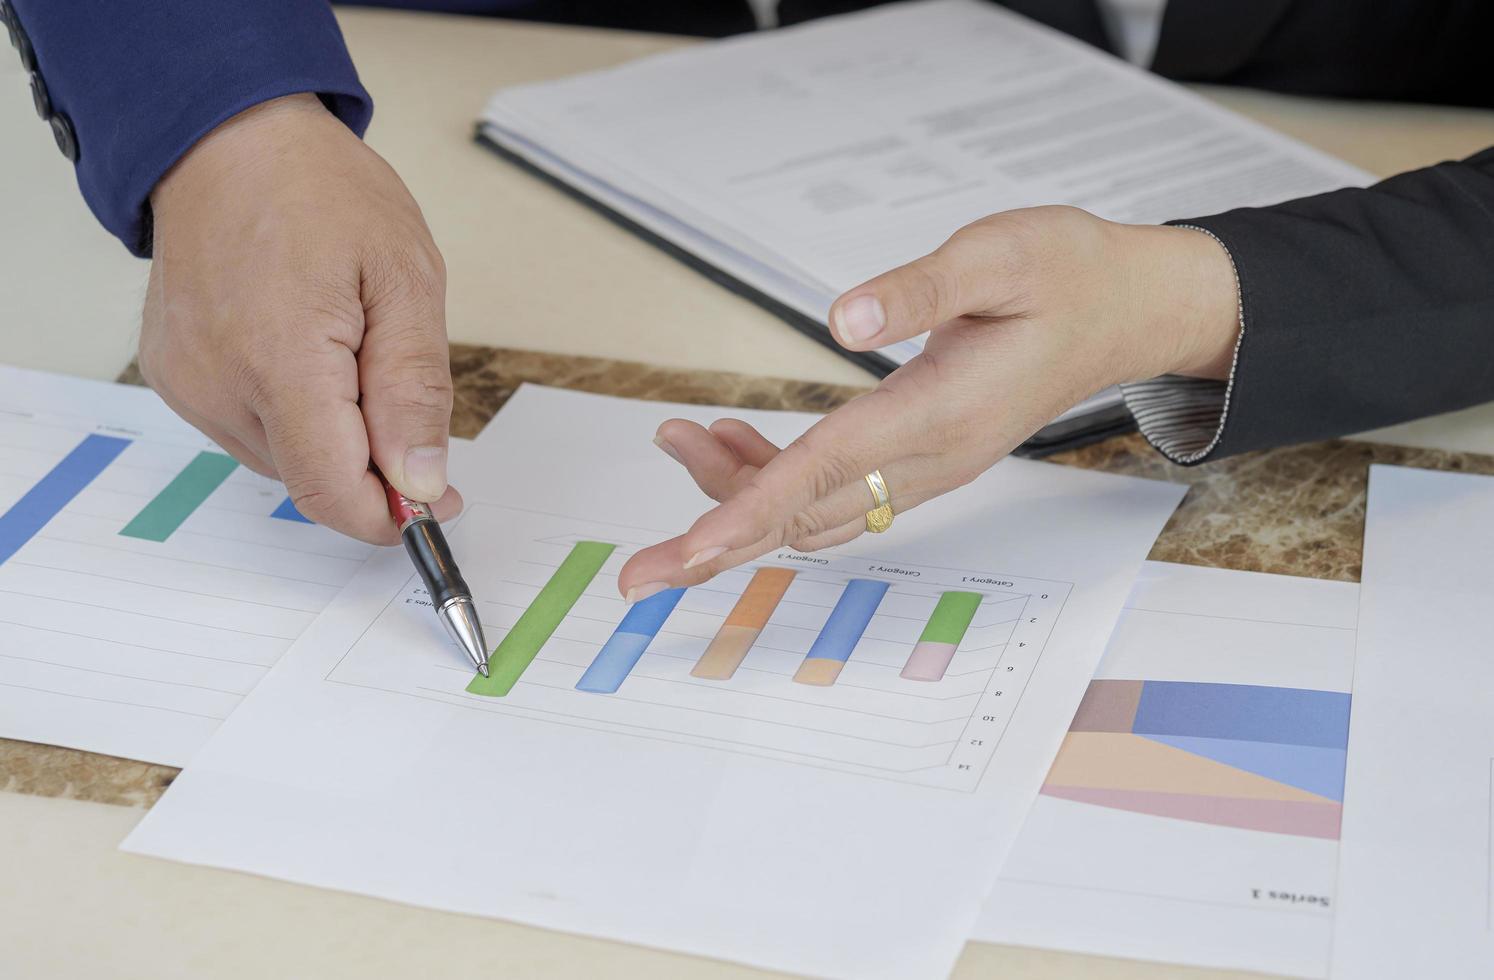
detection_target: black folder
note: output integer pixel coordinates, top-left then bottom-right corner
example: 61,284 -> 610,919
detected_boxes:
475,129 -> 1136,456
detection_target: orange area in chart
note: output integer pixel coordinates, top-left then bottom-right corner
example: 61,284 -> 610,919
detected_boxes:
792,658 -> 844,686
1045,732 -> 1339,805
692,568 -> 797,681
723,568 -> 796,627
692,625 -> 762,681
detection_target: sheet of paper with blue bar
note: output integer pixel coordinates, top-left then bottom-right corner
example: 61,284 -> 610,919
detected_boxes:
125,385 -> 1186,980
0,365 -> 382,766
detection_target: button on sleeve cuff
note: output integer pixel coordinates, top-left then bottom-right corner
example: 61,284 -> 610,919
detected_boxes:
9,0 -> 373,257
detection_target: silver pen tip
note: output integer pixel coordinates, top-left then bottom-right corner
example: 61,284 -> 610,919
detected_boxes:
438,597 -> 490,677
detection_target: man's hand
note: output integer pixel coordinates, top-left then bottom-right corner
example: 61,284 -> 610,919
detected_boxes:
616,206 -> 1239,600
140,93 -> 460,545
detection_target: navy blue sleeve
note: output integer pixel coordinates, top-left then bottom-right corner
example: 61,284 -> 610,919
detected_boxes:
6,1 -> 373,257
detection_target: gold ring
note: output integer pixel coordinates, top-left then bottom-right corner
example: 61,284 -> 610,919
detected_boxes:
864,470 -> 894,534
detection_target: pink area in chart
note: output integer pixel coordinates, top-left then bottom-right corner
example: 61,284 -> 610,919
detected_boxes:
1042,784 -> 1344,840
900,641 -> 958,682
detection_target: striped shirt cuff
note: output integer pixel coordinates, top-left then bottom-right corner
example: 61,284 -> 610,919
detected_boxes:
1118,225 -> 1245,465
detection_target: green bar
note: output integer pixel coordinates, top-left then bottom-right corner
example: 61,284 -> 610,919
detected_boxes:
120,451 -> 239,542
917,591 -> 983,645
468,540 -> 616,697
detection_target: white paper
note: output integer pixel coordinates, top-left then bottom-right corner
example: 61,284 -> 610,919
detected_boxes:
980,561 -> 1357,977
124,385 -> 1183,979
479,0 -> 1371,372
1330,465 -> 1494,979
0,366 -> 384,765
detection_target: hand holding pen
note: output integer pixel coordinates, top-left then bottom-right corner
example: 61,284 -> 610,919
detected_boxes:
379,474 -> 490,677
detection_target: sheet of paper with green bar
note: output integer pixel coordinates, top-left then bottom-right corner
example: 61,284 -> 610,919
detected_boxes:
0,365 -> 390,766
125,385 -> 1185,979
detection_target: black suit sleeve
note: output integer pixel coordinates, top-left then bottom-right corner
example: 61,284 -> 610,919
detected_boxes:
1154,0 -> 1494,108
1125,146 -> 1494,463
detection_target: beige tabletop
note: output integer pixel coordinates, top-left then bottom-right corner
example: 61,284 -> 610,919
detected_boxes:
3,7 -> 1494,980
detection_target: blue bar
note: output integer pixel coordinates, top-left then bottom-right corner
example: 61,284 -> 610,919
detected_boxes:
1133,681 -> 1351,749
616,587 -> 685,635
576,588 -> 686,694
0,433 -> 132,566
271,496 -> 313,523
804,579 -> 889,664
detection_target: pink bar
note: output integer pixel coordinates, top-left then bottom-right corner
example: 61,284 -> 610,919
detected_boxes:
900,641 -> 957,682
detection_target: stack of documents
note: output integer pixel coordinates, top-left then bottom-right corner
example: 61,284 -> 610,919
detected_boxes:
124,385 -> 1186,979
14,367 -> 1494,978
477,0 -> 1371,448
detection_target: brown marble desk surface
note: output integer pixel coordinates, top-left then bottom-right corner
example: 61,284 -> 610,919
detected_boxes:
8,344 -> 1494,809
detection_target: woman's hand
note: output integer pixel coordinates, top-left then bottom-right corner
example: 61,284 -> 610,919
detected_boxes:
615,206 -> 1238,601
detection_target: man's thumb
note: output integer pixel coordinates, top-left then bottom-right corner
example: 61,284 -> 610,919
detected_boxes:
359,250 -> 453,503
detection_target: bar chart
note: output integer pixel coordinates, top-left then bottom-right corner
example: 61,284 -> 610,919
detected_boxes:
327,503 -> 1071,791
1,435 -> 325,564
0,371 -> 374,766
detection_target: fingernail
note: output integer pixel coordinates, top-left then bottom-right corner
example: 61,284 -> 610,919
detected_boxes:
625,581 -> 670,604
652,434 -> 683,464
683,545 -> 727,569
834,295 -> 886,345
402,445 -> 448,502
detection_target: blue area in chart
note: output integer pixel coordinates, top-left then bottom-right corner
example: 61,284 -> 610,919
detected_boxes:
617,587 -> 686,635
0,433 -> 132,566
804,579 -> 890,664
576,588 -> 686,694
1132,681 -> 1350,748
1141,733 -> 1349,801
577,634 -> 653,694
271,496 -> 313,523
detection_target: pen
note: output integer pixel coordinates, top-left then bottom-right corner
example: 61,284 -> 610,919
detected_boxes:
379,474 -> 490,677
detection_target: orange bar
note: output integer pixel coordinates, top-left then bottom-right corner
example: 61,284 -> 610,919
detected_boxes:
692,625 -> 760,680
691,568 -> 796,680
723,567 -> 796,628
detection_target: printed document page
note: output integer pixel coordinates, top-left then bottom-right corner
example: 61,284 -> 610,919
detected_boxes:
981,561 -> 1358,978
480,0 -> 1371,367
0,366 -> 376,766
124,385 -> 1183,979
1330,465 -> 1494,979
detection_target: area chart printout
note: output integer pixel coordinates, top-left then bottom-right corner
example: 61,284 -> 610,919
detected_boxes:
0,366 -> 375,766
979,562 -> 1357,978
1330,466 -> 1494,979
125,385 -> 1185,980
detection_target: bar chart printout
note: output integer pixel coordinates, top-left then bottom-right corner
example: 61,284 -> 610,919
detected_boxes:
121,383 -> 1190,980
0,366 -> 376,766
328,503 -> 1071,792
982,562 -> 1358,979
